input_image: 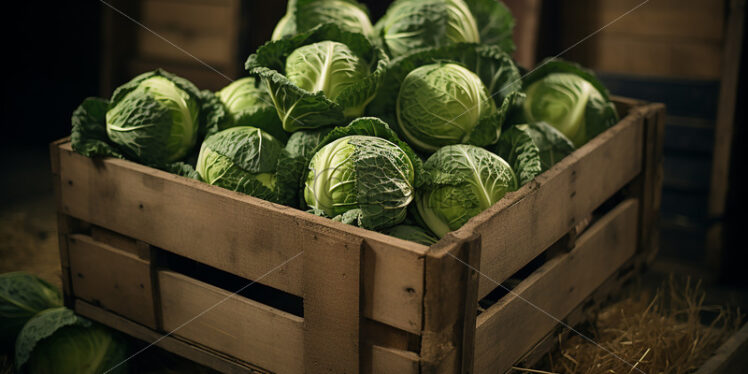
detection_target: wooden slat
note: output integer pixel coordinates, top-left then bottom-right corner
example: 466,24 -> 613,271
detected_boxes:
57,142 -> 426,334
68,234 -> 158,329
141,0 -> 234,37
302,229 -> 362,373
159,271 -> 303,374
371,346 -> 420,374
50,137 -> 75,307
693,322 -> 748,374
474,199 -> 639,374
707,0 -> 746,274
75,300 -> 261,374
461,108 -> 644,298
136,29 -> 232,66
420,233 -> 481,374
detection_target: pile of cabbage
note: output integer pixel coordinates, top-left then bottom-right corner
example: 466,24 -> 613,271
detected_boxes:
72,0 -> 618,245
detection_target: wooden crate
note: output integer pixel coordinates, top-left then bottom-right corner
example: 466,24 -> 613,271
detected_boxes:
50,98 -> 665,374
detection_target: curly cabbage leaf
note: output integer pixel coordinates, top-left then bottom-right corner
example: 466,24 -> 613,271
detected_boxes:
523,121 -> 576,170
375,0 -> 514,58
272,0 -> 374,40
197,127 -> 303,206
304,118 -> 419,230
15,307 -> 129,374
246,24 -> 388,132
285,127 -> 333,162
216,77 -> 287,142
417,145 -> 517,237
0,272 -> 62,350
492,124 -> 542,185
523,59 -> 619,147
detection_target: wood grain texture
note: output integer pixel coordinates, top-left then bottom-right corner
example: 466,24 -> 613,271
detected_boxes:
461,109 -> 644,298
75,301 -> 263,374
56,142 -> 427,334
302,229 -> 362,374
474,199 -> 639,374
693,322 -> 748,374
421,233 -> 481,374
370,346 -> 419,374
68,234 -> 157,329
159,271 -> 303,374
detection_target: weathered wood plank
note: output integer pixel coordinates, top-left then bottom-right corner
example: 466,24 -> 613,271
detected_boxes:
68,234 -> 157,329
461,109 -> 644,298
302,229 -> 362,373
371,346 -> 420,374
75,301 -> 262,374
474,199 -> 639,374
159,271 -> 303,374
57,142 -> 426,334
421,233 -> 481,374
693,322 -> 748,374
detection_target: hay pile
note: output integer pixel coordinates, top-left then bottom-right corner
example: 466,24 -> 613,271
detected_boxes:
522,277 -> 743,374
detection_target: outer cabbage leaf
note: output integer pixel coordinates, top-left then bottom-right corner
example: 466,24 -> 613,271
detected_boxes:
368,43 -> 520,136
522,59 -> 619,147
382,225 -> 438,245
70,97 -> 125,159
15,307 -> 129,374
375,0 -> 480,58
245,24 -> 389,132
197,127 -> 303,206
305,120 -> 417,230
216,77 -> 286,142
273,0 -> 374,40
285,128 -> 333,162
463,0 -> 515,53
524,121 -> 575,170
0,272 -> 62,349
416,145 -> 517,237
492,124 -> 542,185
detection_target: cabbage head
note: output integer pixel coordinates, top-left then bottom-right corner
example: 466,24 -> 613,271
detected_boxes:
272,0 -> 373,40
15,307 -> 129,374
106,70 -> 202,165
246,24 -> 388,132
376,0 -> 515,58
522,60 -> 619,147
216,77 -> 287,142
397,63 -> 506,153
0,272 -> 62,350
368,43 -> 521,152
304,117 -> 420,230
382,225 -> 438,246
197,127 -> 303,206
417,145 -> 517,237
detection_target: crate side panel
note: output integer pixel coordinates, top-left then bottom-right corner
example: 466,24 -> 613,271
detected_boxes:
75,301 -> 260,374
159,271 -> 304,374
370,346 -> 420,374
57,143 -> 425,333
474,199 -> 639,374
465,112 -> 644,298
68,234 -> 157,329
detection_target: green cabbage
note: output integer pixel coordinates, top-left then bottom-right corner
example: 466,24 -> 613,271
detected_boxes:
246,24 -> 388,132
196,127 -> 303,206
216,77 -> 287,142
15,307 -> 129,374
272,0 -> 374,40
417,145 -> 517,237
0,272 -> 62,350
304,117 -> 421,230
382,225 -> 438,245
375,0 -> 515,58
